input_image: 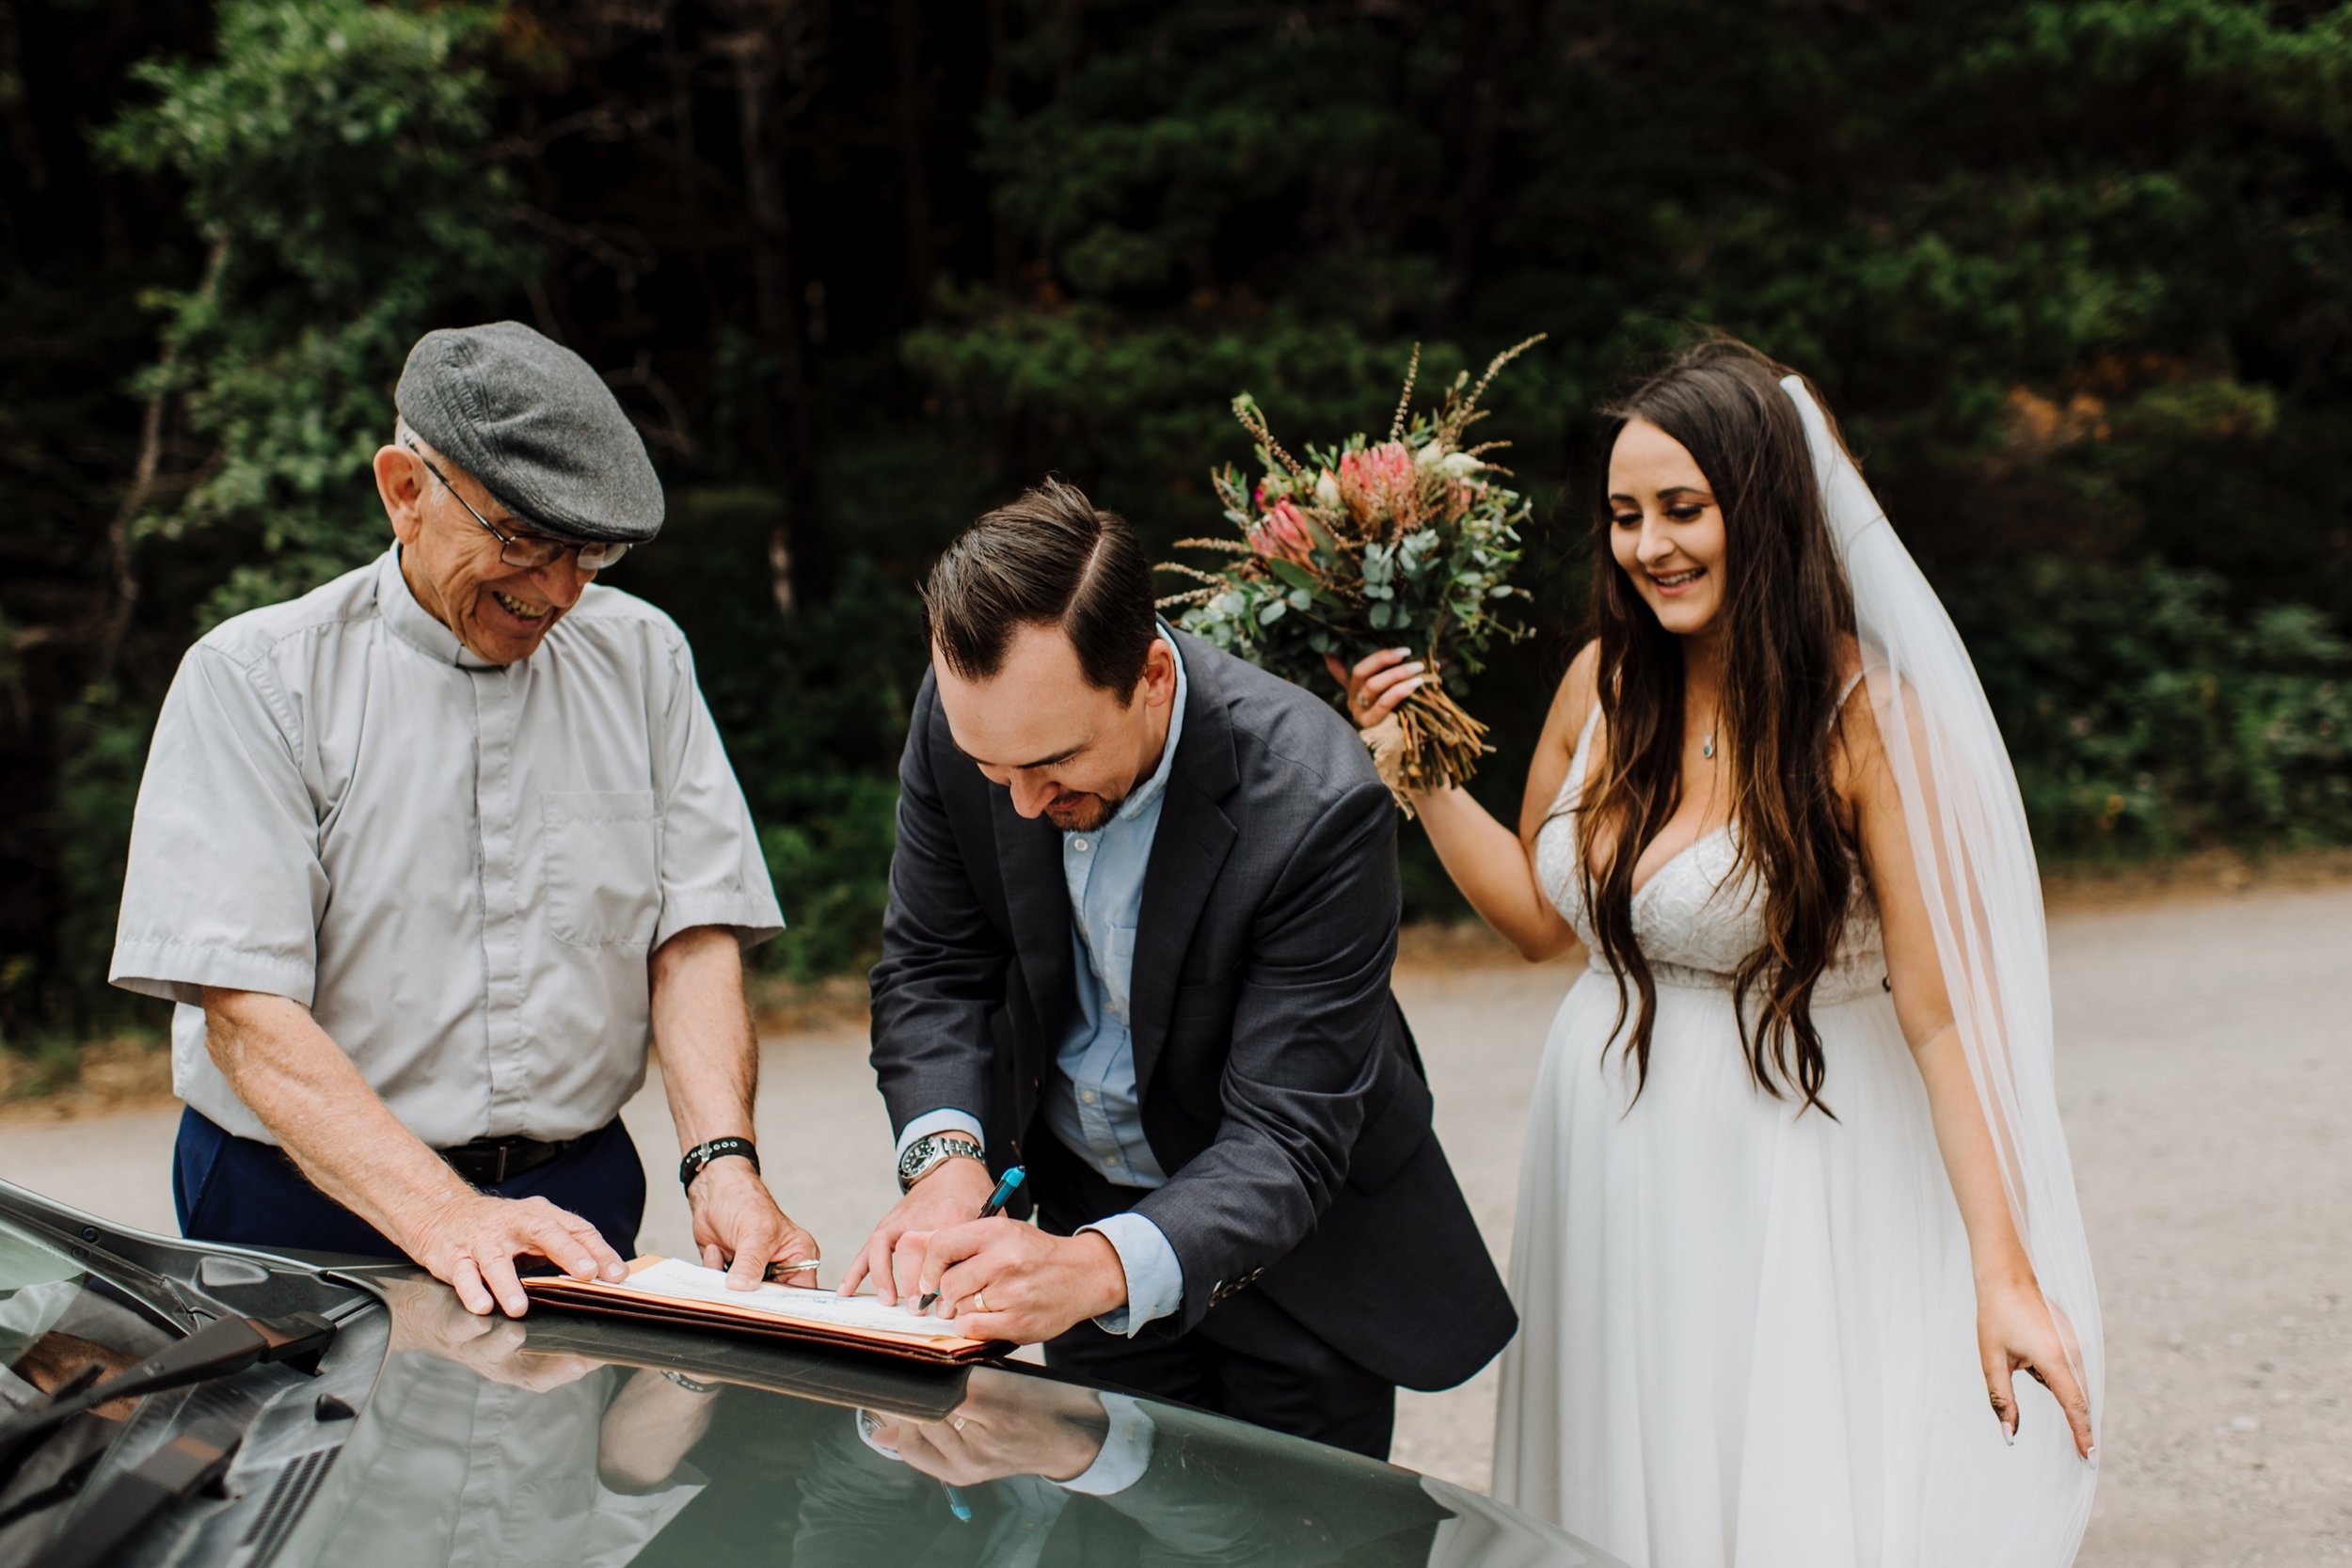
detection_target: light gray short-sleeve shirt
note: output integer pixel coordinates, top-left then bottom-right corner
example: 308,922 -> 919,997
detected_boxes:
110,546 -> 783,1148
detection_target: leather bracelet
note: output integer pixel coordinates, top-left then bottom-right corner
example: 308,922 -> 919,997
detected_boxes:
678,1136 -> 759,1191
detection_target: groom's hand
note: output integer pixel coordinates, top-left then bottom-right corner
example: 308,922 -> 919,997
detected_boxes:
922,1222 -> 1126,1346
839,1156 -> 993,1305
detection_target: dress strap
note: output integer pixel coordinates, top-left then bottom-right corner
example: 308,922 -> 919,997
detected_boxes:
1543,703 -> 1605,819
1568,704 -> 1603,789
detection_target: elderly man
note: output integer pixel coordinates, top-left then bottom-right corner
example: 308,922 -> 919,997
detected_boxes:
111,322 -> 813,1316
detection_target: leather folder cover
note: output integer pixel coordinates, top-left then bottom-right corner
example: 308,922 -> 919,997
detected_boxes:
522,1256 -> 1009,1366
519,1314 -> 974,1419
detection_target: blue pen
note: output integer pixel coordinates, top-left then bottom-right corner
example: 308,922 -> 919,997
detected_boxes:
917,1165 -> 1025,1312
944,1483 -> 974,1523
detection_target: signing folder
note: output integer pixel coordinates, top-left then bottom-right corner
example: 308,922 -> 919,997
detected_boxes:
519,1314 -> 974,1419
522,1256 -> 1009,1366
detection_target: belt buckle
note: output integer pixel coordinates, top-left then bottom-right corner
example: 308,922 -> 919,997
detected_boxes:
487,1143 -> 510,1185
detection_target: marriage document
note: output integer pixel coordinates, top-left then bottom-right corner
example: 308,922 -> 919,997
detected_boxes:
522,1256 -> 1004,1363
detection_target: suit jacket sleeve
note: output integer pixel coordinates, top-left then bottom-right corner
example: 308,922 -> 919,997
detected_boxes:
866,674 -> 1009,1137
1131,772 -> 1401,1333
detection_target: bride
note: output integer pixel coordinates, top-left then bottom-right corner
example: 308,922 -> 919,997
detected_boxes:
1332,339 -> 2102,1565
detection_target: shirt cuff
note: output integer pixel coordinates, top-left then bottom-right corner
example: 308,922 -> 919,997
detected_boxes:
108,938 -> 316,1010
893,1108 -> 986,1171
1057,1393 -> 1154,1497
653,895 -> 786,953
1078,1213 -> 1182,1337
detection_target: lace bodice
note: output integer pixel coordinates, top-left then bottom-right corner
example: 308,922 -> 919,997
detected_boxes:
1534,708 -> 1886,1001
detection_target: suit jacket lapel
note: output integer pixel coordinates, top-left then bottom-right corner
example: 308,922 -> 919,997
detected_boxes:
993,795 -> 1075,1049
1130,636 -> 1241,1094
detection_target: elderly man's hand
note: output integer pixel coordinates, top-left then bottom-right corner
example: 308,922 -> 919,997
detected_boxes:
405,1192 -> 628,1318
687,1159 -> 821,1291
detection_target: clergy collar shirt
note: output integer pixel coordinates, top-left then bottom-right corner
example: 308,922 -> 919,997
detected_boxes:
110,546 -> 783,1148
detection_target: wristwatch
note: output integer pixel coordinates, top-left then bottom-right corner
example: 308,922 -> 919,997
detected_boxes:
897,1132 -> 985,1193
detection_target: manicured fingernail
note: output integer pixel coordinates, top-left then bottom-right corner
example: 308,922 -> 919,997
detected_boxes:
2003,1423 -> 2015,1447
2087,1445 -> 2098,1463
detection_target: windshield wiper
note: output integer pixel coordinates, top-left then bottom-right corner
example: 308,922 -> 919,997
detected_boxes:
0,1313 -> 334,1486
24,1417 -> 243,1568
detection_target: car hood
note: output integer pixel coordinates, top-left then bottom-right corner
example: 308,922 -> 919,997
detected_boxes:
1,1181 -> 1619,1566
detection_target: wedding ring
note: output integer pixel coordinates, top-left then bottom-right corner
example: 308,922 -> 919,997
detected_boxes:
975,1290 -> 991,1313
951,1416 -> 968,1433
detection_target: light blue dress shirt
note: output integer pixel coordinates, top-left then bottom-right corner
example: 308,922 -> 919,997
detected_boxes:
894,632 -> 1188,1334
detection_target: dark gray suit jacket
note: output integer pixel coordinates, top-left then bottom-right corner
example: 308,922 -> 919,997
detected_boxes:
868,631 -> 1515,1392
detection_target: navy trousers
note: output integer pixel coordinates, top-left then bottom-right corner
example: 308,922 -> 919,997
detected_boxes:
172,1106 -> 646,1261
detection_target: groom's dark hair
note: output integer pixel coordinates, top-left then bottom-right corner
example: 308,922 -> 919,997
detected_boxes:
923,477 -> 1158,698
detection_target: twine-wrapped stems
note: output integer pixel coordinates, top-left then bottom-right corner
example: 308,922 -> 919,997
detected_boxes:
1364,671 -> 1492,816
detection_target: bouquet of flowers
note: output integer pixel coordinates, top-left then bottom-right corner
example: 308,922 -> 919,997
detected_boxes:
1158,337 -> 1542,805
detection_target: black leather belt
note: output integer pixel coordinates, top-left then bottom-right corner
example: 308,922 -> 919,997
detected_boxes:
437,1133 -> 579,1186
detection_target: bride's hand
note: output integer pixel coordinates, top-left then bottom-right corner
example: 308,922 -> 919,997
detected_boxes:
1324,648 -> 1424,730
1976,1275 -> 2095,1459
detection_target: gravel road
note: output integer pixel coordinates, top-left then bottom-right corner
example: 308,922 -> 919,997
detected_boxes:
3,880 -> 2345,1562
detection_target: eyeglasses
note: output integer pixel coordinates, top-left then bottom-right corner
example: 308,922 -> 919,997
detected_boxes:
403,439 -> 631,572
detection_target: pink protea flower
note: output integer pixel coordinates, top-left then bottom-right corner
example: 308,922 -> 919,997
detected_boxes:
1248,498 -> 1317,566
1337,440 -> 1419,529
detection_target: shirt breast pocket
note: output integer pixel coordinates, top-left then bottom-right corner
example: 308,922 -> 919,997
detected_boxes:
543,790 -> 661,950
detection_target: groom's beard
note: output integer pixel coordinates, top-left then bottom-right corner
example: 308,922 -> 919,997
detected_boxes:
1045,791 -> 1118,832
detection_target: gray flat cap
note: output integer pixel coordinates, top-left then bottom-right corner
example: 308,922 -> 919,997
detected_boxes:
395,321 -> 663,544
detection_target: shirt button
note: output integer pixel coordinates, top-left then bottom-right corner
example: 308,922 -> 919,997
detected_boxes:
1081,1089 -> 1097,1103
1073,838 -> 1090,851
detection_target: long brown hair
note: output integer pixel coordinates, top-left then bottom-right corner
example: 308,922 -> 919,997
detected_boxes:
1577,338 -> 1859,1115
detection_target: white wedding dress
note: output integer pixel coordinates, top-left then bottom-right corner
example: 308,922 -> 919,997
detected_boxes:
1493,705 -> 2062,1567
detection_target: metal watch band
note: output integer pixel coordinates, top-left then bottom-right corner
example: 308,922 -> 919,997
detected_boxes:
897,1132 -> 984,1193
678,1135 -> 759,1191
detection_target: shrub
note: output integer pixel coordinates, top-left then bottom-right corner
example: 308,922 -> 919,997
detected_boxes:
1952,559 -> 2352,860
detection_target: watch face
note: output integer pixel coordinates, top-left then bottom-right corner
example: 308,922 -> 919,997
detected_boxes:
898,1134 -> 978,1190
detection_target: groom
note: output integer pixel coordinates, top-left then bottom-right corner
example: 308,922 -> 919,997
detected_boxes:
842,479 -> 1514,1458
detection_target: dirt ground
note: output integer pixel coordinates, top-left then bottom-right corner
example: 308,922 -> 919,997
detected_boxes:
3,879 -> 2346,1563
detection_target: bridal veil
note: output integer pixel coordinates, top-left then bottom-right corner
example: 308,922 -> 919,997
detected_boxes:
1781,374 -> 2104,1558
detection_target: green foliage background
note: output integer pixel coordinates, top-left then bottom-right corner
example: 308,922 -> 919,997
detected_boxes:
5,0 -> 2351,1047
